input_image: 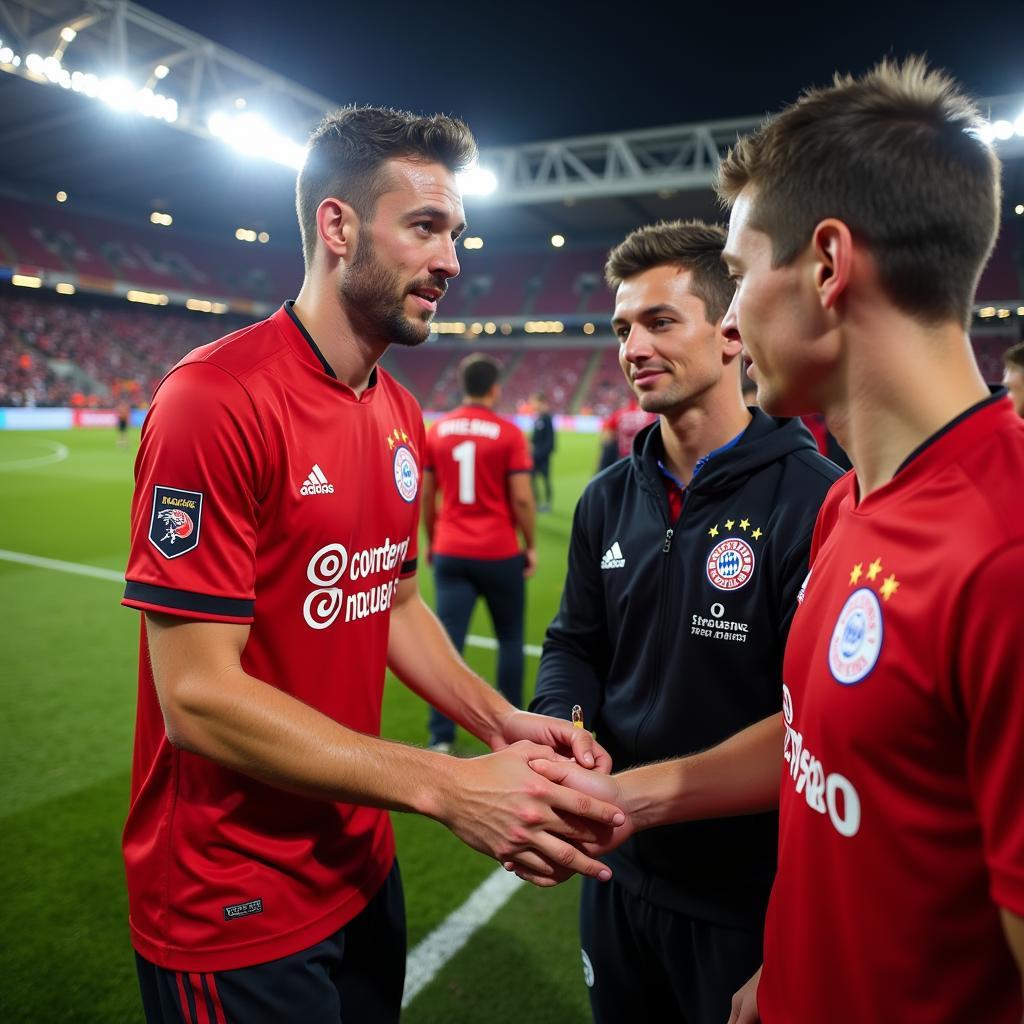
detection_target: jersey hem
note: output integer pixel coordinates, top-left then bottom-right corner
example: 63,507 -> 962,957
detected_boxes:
129,846 -> 396,972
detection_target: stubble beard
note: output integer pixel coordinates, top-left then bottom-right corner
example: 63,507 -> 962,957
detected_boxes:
340,233 -> 430,349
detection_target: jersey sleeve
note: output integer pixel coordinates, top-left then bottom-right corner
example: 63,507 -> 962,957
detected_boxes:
955,540 -> 1024,916
507,423 -> 532,474
122,361 -> 268,623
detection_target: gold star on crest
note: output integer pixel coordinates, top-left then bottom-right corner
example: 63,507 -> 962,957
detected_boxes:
708,525 -> 720,538
387,435 -> 395,450
739,518 -> 750,531
393,428 -> 401,441
725,518 -> 735,530
866,558 -> 883,581
751,527 -> 762,540
401,430 -> 409,444
849,563 -> 864,586
880,574 -> 900,601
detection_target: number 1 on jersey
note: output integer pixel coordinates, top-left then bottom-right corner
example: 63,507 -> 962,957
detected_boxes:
452,439 -> 476,504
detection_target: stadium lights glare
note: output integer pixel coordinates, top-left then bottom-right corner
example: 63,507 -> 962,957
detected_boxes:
978,306 -> 996,318
153,64 -> 169,79
0,46 -> 13,64
500,323 -> 512,335
235,227 -> 258,242
186,298 -> 228,313
150,211 -> 173,226
429,321 -> 468,334
207,110 -> 306,170
12,274 -> 43,288
525,320 -> 565,333
463,236 -> 484,249
126,289 -> 169,306
60,27 -> 77,43
1016,204 -> 1024,215
258,231 -> 270,243
484,322 -> 497,334
550,234 -> 565,248
56,190 -> 68,202
458,163 -> 498,197
55,282 -> 76,295
583,322 -> 596,335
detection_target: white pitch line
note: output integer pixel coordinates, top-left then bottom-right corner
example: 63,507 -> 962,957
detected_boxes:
0,550 -> 545,659
0,440 -> 69,471
403,868 -> 523,1007
0,547 -> 123,582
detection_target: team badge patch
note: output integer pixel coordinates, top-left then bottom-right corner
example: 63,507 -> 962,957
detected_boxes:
393,445 -> 418,503
706,537 -> 755,591
149,485 -> 203,559
828,587 -> 883,684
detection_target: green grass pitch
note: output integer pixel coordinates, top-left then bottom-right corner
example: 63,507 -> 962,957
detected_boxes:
0,426 -> 605,1023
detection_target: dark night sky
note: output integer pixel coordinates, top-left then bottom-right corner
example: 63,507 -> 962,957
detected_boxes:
145,1 -> 1024,146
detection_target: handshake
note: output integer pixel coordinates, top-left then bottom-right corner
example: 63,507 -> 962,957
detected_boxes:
431,707 -> 637,887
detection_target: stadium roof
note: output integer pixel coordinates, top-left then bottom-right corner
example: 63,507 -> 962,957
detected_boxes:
1,0 -> 1022,253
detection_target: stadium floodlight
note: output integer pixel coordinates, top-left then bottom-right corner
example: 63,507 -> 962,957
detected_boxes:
60,27 -> 77,44
153,64 -> 169,80
550,234 -> 565,248
257,231 -> 270,243
206,109 -> 306,170
1016,204 -> 1024,215
993,119 -> 1015,141
55,282 -> 76,295
463,236 -> 484,249
1016,112 -> 1024,137
458,163 -> 498,197
0,47 -> 13,64
12,274 -> 43,288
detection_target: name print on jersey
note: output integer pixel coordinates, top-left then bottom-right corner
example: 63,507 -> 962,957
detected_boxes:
782,683 -> 861,838
303,537 -> 410,630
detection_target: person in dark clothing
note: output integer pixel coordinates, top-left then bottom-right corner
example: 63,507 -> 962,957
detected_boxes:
531,393 -> 556,510
528,220 -> 842,1024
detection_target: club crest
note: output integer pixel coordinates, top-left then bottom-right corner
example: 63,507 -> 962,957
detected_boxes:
149,485 -> 203,558
393,445 -> 418,503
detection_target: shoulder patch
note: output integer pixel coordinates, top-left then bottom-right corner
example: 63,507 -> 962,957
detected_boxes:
149,485 -> 203,559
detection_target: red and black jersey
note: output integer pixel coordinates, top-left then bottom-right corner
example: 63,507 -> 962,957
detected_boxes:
603,400 -> 658,458
425,403 -> 531,560
122,303 -> 425,972
760,394 -> 1024,1024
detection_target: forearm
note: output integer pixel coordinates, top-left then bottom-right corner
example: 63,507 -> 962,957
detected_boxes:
161,651 -> 450,815
512,499 -> 535,549
618,712 -> 784,831
1000,909 -> 1024,1012
388,587 -> 513,747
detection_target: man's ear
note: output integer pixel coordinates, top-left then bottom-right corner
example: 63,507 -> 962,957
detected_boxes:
315,197 -> 359,262
811,218 -> 853,311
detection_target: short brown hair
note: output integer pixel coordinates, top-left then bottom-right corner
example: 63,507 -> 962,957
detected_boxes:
605,219 -> 733,323
1005,342 -> 1024,372
296,105 -> 477,268
716,57 -> 1001,328
459,354 -> 501,397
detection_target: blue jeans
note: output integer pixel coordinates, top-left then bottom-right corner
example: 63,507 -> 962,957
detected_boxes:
428,553 -> 525,745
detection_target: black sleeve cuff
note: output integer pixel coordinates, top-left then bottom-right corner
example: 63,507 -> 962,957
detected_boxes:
123,581 -> 255,619
400,558 -> 418,576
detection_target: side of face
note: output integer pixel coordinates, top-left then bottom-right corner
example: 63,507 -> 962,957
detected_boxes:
1004,365 -> 1024,418
721,189 -> 834,417
612,265 -> 738,415
336,157 -> 466,347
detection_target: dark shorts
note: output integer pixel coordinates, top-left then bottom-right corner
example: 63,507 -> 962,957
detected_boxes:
580,874 -> 763,1024
135,861 -> 406,1024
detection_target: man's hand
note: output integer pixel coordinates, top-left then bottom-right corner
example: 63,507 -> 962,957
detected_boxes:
501,757 -> 636,885
728,966 -> 762,1024
522,547 -> 537,578
497,710 -> 612,773
433,741 -> 625,885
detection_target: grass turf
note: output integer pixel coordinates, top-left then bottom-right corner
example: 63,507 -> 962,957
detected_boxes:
0,426 -> 603,1023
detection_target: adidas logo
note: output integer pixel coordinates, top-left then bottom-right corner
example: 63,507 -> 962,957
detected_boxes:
601,541 -> 625,570
300,464 -> 335,496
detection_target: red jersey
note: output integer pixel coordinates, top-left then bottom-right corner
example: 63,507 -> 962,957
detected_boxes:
760,395 -> 1024,1023
425,403 -> 531,559
122,303 -> 424,971
604,401 -> 658,458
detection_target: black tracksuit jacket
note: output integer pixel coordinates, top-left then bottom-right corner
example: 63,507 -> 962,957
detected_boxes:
531,410 -> 843,928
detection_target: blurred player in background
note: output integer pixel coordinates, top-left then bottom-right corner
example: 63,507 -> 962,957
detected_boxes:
421,353 -> 536,752
533,58 -> 1024,1024
1004,341 -> 1024,417
116,398 -> 131,447
530,391 -> 556,510
530,219 -> 841,1024
121,105 -> 619,1024
596,394 -> 657,472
